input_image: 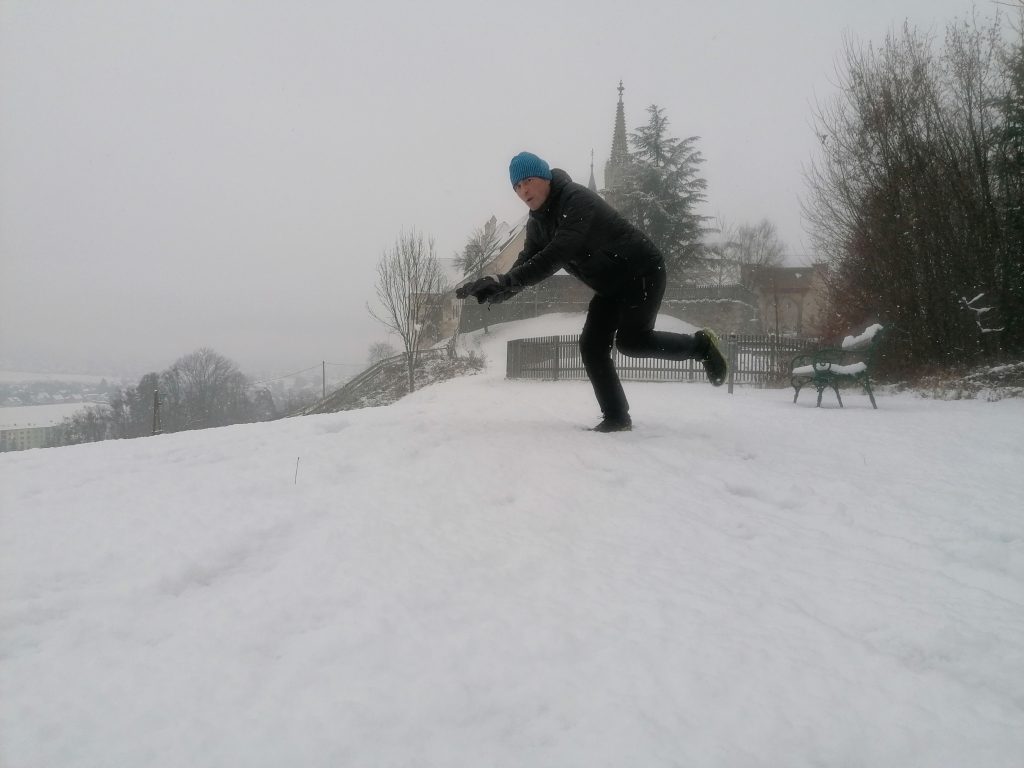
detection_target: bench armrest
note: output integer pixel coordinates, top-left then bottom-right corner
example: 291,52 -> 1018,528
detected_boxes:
790,347 -> 845,373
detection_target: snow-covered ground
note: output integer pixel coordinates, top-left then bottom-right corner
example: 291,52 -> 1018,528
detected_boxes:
2,316 -> 1023,768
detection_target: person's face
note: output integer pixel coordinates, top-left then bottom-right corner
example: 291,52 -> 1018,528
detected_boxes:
514,176 -> 551,211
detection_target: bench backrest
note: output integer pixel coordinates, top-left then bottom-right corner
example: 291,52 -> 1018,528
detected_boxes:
790,324 -> 885,374
840,324 -> 884,365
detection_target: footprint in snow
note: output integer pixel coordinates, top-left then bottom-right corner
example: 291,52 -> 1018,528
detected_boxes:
724,483 -> 763,500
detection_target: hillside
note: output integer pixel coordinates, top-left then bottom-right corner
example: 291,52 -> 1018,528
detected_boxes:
2,316 -> 1023,768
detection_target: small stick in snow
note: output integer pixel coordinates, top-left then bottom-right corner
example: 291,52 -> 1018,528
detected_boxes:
294,457 -> 301,485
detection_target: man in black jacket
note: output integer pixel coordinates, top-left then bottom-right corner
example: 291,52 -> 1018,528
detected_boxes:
457,151 -> 727,432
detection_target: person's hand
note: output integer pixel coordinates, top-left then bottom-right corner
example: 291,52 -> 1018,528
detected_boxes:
455,276 -> 491,300
456,276 -> 504,304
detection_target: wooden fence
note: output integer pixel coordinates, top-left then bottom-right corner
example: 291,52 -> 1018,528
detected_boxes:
506,333 -> 819,389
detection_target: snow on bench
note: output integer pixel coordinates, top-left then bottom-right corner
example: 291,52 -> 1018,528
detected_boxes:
790,325 -> 884,409
842,323 -> 883,350
791,361 -> 868,377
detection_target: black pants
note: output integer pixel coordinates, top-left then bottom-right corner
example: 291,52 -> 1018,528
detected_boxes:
579,266 -> 703,419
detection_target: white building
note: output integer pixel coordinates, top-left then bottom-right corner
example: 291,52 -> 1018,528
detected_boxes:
0,404 -> 88,452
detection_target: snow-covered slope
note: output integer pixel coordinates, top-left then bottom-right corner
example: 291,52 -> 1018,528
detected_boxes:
2,317 -> 1023,768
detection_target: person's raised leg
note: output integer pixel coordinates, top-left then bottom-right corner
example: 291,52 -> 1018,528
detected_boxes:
614,269 -> 727,386
615,268 -> 699,359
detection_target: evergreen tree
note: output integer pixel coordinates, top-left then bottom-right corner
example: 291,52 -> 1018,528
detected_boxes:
606,105 -> 709,281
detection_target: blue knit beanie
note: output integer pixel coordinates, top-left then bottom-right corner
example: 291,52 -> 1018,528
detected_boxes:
509,152 -> 552,186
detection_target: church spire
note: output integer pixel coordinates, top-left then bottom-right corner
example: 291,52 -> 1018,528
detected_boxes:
604,80 -> 629,192
587,149 -> 597,191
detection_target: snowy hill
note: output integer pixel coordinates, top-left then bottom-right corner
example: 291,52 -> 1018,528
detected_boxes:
2,317 -> 1023,768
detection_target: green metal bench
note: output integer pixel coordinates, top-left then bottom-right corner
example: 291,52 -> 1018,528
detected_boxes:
790,324 -> 884,408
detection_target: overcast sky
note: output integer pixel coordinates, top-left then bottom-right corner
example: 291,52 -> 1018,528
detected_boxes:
0,0 -> 995,377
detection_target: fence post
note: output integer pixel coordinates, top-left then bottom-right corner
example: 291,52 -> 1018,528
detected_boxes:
506,341 -> 516,379
727,333 -> 737,394
553,336 -> 560,381
152,389 -> 162,435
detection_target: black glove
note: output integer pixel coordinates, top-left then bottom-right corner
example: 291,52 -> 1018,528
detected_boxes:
485,274 -> 523,304
456,276 -> 510,304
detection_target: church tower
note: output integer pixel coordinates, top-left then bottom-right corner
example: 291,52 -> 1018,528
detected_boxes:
603,81 -> 629,192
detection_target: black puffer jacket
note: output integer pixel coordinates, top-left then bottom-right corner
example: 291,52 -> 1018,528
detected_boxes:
505,169 -> 664,301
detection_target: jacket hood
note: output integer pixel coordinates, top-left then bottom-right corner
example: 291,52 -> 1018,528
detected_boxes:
550,168 -> 572,190
535,168 -> 572,215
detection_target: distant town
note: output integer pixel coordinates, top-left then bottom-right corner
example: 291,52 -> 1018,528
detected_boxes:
0,375 -> 116,452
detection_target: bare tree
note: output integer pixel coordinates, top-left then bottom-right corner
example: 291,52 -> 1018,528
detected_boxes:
57,406 -> 112,445
803,13 -> 1022,371
449,218 -> 503,348
454,216 -> 502,278
701,217 -> 738,286
732,219 -> 787,268
368,230 -> 450,393
368,341 -> 398,365
705,217 -> 787,285
43,351 -> 262,446
161,348 -> 251,431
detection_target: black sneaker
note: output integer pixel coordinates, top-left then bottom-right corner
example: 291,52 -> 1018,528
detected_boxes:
696,329 -> 728,387
591,416 -> 632,432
